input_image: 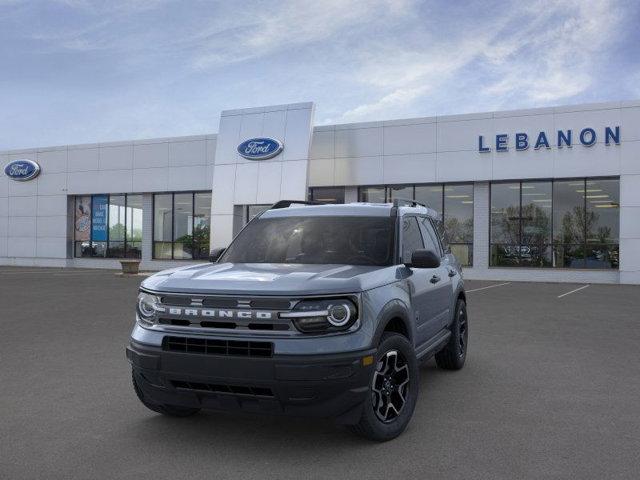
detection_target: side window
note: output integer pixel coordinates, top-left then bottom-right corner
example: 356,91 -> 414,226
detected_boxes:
432,218 -> 451,254
419,217 -> 442,256
401,217 -> 424,264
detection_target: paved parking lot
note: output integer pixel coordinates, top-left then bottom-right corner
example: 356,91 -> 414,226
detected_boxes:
1,267 -> 639,479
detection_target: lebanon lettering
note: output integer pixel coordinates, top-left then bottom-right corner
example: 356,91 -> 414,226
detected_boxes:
478,126 -> 620,152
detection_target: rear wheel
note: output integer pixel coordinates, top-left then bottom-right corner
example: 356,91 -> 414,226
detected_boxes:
350,333 -> 419,441
132,371 -> 200,417
435,299 -> 468,370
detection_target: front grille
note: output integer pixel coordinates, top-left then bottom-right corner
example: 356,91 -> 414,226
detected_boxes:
163,336 -> 273,357
157,318 -> 290,331
171,380 -> 274,397
158,295 -> 293,310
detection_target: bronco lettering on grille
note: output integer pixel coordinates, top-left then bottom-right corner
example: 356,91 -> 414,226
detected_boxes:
163,307 -> 273,320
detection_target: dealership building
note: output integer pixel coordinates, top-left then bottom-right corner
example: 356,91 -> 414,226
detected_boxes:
1,100 -> 639,284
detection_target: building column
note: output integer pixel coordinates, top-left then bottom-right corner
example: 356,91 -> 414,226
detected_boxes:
619,174 -> 640,284
472,182 -> 489,272
141,193 -> 153,262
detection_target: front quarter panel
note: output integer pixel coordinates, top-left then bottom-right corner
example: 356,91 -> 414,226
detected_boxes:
362,270 -> 414,349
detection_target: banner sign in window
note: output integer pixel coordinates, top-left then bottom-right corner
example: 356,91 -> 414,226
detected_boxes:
91,195 -> 108,242
74,196 -> 91,241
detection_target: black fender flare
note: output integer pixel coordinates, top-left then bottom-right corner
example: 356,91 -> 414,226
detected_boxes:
371,299 -> 414,347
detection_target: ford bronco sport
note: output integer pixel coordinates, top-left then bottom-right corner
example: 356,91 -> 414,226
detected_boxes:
126,199 -> 468,441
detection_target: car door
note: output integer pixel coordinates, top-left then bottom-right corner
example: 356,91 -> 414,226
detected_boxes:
419,217 -> 453,331
400,216 -> 441,346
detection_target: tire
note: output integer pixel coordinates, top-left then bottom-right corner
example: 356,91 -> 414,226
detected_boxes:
435,298 -> 468,370
350,333 -> 419,442
131,371 -> 200,417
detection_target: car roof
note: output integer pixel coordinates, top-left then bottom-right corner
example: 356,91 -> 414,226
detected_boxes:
260,202 -> 441,219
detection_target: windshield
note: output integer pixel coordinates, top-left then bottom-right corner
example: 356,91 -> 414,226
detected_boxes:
220,216 -> 396,266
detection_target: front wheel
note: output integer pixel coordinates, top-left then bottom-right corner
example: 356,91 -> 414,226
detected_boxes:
435,298 -> 468,370
350,333 -> 419,441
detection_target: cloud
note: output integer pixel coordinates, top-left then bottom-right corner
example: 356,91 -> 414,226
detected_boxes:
334,0 -> 627,122
481,0 -> 622,104
190,0 -> 415,70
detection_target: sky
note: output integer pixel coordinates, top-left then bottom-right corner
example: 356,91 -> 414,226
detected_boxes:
1,0 -> 639,150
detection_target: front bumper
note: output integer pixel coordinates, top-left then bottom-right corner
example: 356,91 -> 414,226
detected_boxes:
126,340 -> 376,424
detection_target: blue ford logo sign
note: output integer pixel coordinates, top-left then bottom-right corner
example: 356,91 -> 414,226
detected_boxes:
237,137 -> 283,160
4,159 -> 41,181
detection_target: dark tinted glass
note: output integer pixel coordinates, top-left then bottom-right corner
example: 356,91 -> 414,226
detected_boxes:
221,216 -> 396,266
173,193 -> 193,259
553,180 -> 585,245
401,217 -> 424,264
359,187 -> 386,203
247,205 -> 270,222
585,178 -> 619,244
415,185 -> 443,217
389,185 -> 413,202
418,217 -> 440,255
444,184 -> 473,243
520,181 -> 552,267
154,194 -> 172,242
194,193 -> 212,260
491,183 -> 520,244
310,187 -> 345,204
126,194 -> 143,259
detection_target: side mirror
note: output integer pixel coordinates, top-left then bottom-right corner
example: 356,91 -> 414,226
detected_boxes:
209,247 -> 225,263
407,249 -> 440,269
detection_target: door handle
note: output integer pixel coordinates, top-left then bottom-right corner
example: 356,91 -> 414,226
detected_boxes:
448,269 -> 457,277
430,275 -> 441,284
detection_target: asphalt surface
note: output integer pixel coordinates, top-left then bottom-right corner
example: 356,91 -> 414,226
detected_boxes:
1,268 -> 639,479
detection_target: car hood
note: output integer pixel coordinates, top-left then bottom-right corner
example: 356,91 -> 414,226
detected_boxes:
141,262 -> 398,295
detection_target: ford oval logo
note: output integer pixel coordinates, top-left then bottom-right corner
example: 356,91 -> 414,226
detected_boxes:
4,159 -> 41,181
237,137 -> 283,160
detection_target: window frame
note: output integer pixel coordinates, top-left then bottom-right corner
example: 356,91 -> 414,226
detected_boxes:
399,215 -> 426,265
73,193 -> 143,259
488,177 -> 620,269
151,191 -> 212,260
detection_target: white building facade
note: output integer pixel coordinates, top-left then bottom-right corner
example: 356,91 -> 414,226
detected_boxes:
1,100 -> 639,284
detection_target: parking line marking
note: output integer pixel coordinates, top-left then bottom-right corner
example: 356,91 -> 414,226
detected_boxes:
557,284 -> 590,298
466,282 -> 511,293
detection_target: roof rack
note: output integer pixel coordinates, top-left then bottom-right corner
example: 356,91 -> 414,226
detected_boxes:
392,198 -> 429,209
269,200 -> 322,210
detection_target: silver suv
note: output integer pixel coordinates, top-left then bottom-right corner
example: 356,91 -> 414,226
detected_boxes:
126,199 -> 468,441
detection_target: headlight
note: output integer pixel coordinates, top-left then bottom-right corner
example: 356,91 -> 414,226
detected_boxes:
281,298 -> 358,333
137,291 -> 161,325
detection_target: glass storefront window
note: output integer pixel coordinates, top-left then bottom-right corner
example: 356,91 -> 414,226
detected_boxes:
152,191 -> 212,260
108,195 -> 126,258
74,196 -> 92,257
173,193 -> 193,259
490,182 -> 520,267
246,205 -> 271,224
309,187 -> 345,204
194,193 -> 212,261
355,183 -> 473,266
491,178 -> 619,269
415,185 -> 443,216
126,195 -> 143,259
73,194 -> 143,259
358,186 -> 386,203
444,184 -> 474,266
389,185 -> 414,202
153,194 -> 172,259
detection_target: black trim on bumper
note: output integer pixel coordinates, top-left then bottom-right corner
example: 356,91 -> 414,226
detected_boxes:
126,340 -> 376,424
